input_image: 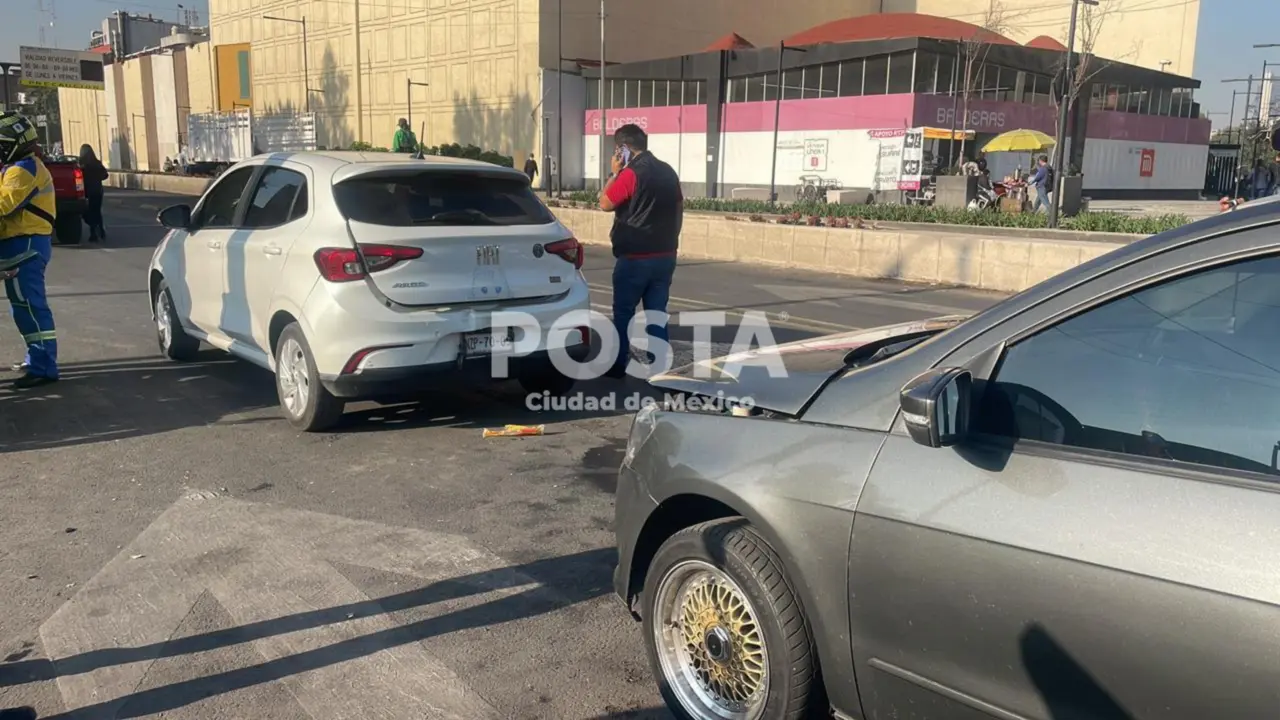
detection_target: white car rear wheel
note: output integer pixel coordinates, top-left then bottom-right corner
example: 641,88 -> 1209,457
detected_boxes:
275,323 -> 345,432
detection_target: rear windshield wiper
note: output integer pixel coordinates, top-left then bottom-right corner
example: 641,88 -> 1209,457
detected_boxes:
415,209 -> 498,225
845,332 -> 937,367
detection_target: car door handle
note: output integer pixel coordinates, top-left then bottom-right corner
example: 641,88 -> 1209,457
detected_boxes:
206,240 -> 222,249
263,246 -> 282,256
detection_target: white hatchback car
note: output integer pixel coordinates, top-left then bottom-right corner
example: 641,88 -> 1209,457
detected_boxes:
148,152 -> 591,431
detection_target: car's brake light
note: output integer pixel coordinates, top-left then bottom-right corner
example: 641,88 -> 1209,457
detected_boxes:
545,238 -> 583,269
73,167 -> 84,193
314,244 -> 424,282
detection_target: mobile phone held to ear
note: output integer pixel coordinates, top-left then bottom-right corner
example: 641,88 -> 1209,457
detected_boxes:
620,146 -> 632,166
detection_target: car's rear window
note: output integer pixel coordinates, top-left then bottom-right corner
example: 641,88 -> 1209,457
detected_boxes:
333,172 -> 555,226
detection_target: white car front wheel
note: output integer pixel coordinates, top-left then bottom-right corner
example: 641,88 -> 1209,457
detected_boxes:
275,323 -> 345,432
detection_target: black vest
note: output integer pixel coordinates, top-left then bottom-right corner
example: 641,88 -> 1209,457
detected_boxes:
610,152 -> 682,258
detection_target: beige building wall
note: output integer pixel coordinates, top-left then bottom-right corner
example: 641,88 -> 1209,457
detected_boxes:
544,0 -> 878,69
57,88 -> 111,160
121,58 -> 154,171
185,42 -> 219,114
899,0 -> 1199,76
208,0 -> 543,159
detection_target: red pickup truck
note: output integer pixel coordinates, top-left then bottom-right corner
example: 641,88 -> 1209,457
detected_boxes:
40,153 -> 87,244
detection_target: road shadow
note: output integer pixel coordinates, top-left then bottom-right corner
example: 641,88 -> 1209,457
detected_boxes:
0,547 -> 617,718
0,352 -> 278,454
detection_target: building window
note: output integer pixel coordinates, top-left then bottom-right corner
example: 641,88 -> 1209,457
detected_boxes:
762,72 -> 778,101
1159,87 -> 1173,116
802,66 -> 822,99
864,55 -> 888,95
237,50 -> 251,100
936,52 -> 956,95
652,80 -> 669,107
914,52 -> 938,93
729,78 -> 747,103
688,80 -> 703,105
888,52 -> 913,94
638,80 -> 654,107
820,63 -> 839,98
746,75 -> 765,102
782,69 -> 803,100
1127,87 -> 1143,114
839,58 -> 863,96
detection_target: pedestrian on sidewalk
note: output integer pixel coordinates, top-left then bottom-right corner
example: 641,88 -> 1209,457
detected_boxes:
78,144 -> 109,242
524,153 -> 539,186
1030,154 -> 1054,213
598,123 -> 683,379
0,111 -> 59,388
393,118 -> 418,154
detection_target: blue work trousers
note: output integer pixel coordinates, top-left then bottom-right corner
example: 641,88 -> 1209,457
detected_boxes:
612,254 -> 677,371
0,235 -> 58,379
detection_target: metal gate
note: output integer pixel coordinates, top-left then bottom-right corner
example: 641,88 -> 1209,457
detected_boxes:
186,110 -> 318,164
1204,145 -> 1241,197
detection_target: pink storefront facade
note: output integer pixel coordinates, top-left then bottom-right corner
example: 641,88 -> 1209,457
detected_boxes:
580,37 -> 1210,199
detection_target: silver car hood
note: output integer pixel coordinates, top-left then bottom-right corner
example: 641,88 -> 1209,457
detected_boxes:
648,316 -> 968,415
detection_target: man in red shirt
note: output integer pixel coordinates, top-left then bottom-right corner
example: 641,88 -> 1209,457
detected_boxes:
598,124 -> 683,378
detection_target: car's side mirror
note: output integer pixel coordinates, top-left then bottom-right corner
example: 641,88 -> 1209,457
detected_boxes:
157,204 -> 192,230
900,367 -> 972,448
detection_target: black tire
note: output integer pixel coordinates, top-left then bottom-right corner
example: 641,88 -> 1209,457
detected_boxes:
154,279 -> 200,361
517,362 -> 576,397
55,213 -> 82,245
274,323 -> 345,432
642,518 -> 818,720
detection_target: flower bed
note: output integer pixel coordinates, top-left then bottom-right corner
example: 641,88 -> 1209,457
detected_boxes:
556,191 -> 1189,236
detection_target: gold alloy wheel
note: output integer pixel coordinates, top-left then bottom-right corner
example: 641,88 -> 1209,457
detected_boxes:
654,560 -> 769,719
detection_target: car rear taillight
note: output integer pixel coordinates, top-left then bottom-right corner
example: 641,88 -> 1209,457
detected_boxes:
74,167 -> 84,194
545,238 -> 583,269
314,244 -> 424,282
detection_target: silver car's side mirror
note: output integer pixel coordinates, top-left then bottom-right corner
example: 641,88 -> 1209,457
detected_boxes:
900,367 -> 972,448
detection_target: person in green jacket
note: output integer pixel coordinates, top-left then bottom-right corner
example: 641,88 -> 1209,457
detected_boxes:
392,118 -> 417,154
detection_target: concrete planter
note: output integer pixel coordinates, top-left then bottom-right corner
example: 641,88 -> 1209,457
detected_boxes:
935,175 -> 978,209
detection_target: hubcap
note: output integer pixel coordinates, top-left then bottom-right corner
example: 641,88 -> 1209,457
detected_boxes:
155,292 -> 172,350
277,337 -> 310,417
654,560 -> 768,720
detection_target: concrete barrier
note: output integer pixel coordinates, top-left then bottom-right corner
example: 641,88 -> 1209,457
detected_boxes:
107,172 -> 210,195
551,206 -> 1131,293
103,171 -> 1132,293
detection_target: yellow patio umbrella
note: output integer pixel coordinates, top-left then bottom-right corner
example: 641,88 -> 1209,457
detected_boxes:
982,129 -> 1057,153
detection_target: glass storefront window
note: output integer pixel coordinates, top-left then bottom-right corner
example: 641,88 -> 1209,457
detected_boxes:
820,63 -> 839,98
888,52 -> 913,94
864,55 -> 888,95
839,58 -> 863,96
783,69 -> 803,100
914,52 -> 937,93
638,80 -> 654,107
802,66 -> 823,99
936,52 -> 957,95
746,75 -> 765,103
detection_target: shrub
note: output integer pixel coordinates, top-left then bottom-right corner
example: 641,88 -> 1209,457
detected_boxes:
551,193 -> 1189,236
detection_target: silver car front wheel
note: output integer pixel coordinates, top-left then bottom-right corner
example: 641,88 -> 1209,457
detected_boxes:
653,560 -> 770,720
274,323 -> 344,432
642,519 -> 818,720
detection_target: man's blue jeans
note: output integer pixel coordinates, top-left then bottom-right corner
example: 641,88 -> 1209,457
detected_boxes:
1033,185 -> 1049,212
612,254 -> 677,372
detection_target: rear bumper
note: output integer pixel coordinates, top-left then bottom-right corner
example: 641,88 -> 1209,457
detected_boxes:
319,343 -> 590,399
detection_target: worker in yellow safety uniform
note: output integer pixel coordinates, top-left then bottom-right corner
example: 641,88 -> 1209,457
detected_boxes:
0,111 -> 59,388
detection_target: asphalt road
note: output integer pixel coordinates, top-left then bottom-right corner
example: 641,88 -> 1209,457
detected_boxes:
0,190 -> 1003,719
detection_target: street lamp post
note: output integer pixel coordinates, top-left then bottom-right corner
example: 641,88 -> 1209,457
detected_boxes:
1159,60 -> 1172,72
1048,0 -> 1098,229
599,0 -> 607,187
768,42 -> 807,203
263,15 -> 311,113
406,78 -> 430,150
1223,77 -> 1258,180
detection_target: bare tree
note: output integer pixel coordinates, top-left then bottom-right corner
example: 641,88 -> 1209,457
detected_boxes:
955,0 -> 1016,162
1049,0 -> 1131,171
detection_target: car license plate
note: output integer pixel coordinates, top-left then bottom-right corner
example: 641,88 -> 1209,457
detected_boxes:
463,329 -> 513,357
